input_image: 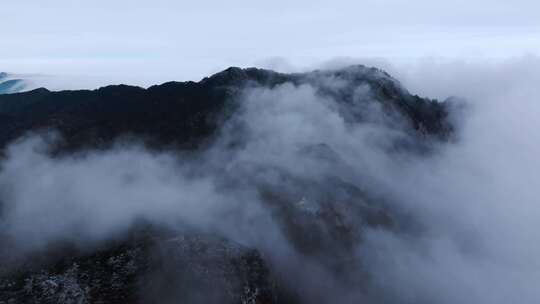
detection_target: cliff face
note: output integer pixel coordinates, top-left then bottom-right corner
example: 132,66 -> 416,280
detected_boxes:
0,66 -> 454,304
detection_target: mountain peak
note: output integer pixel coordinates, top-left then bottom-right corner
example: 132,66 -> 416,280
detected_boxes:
201,66 -> 285,87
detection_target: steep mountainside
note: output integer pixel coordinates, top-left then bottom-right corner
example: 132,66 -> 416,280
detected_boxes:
0,66 -> 454,304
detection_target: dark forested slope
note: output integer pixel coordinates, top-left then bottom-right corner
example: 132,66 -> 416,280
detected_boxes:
0,66 -> 451,151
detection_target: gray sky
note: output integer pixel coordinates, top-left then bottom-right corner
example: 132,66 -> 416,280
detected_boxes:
1,0 -> 539,85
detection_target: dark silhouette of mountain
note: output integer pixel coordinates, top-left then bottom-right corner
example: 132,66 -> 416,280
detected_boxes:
0,66 -> 452,151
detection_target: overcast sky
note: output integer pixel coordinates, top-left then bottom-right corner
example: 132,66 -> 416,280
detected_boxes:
1,0 -> 539,85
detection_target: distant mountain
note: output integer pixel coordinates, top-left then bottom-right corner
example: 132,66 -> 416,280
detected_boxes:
0,72 -> 26,94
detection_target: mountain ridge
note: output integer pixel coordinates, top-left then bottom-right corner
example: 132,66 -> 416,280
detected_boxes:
0,65 -> 452,151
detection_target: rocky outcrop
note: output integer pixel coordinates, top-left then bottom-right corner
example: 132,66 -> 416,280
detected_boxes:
0,73 -> 26,94
0,233 -> 276,304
